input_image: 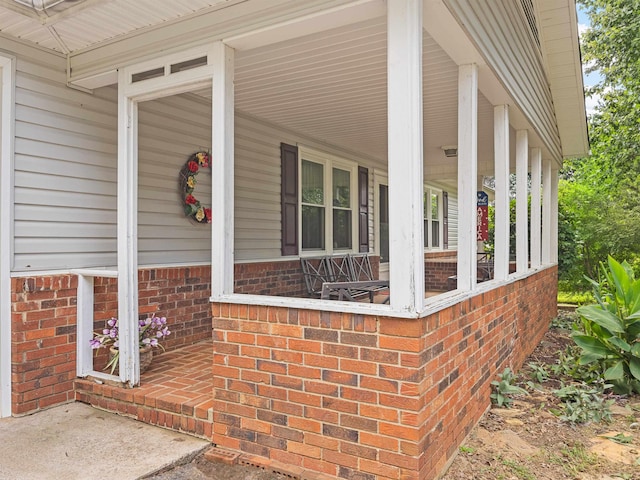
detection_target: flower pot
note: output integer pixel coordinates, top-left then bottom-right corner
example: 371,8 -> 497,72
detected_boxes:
108,345 -> 154,375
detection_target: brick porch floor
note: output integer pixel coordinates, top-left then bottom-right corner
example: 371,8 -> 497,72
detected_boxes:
74,341 -> 214,440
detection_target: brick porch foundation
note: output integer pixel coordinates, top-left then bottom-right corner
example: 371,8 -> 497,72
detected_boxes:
211,267 -> 557,480
11,266 -> 212,415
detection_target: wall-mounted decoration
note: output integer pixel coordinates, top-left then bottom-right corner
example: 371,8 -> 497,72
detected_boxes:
179,151 -> 212,224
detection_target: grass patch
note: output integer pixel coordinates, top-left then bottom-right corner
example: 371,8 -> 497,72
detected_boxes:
546,443 -> 600,476
557,290 -> 594,305
499,457 -> 536,480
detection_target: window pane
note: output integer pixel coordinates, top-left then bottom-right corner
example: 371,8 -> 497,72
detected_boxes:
302,160 -> 324,205
431,192 -> 439,219
432,220 -> 440,247
333,168 -> 351,208
380,185 -> 389,263
302,206 -> 325,250
333,209 -> 352,249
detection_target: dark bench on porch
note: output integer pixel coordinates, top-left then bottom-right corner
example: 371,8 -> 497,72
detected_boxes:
447,252 -> 495,290
300,254 -> 389,303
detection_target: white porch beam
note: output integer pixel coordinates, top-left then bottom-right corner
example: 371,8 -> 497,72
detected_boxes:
551,167 -> 559,264
387,0 -> 424,313
515,130 -> 529,273
211,42 -> 235,297
457,64 -> 479,290
117,68 -> 140,387
530,148 -> 542,268
493,104 -> 510,281
542,159 -> 552,264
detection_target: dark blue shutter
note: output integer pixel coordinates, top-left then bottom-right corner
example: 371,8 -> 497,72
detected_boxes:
281,143 -> 298,256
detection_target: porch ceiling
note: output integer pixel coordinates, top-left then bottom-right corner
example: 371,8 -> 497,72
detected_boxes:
0,0 -> 531,188
229,16 -> 496,187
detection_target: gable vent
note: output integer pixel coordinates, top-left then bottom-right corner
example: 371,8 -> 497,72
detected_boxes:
520,0 -> 540,49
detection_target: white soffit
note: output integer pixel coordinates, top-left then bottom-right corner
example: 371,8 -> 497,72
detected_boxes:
536,0 -> 589,157
0,0 -> 232,52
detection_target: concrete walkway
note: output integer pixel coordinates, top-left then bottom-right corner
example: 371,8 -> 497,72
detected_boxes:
0,402 -> 209,480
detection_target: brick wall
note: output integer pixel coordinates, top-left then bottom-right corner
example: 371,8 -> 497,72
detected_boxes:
211,266 -> 558,480
424,258 -> 457,291
234,260 -> 306,297
11,266 -> 213,415
10,275 -> 78,415
234,256 -> 380,297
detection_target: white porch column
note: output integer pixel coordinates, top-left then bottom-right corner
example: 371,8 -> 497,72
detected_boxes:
457,64 -> 479,290
0,55 -> 15,416
493,105 -> 510,281
515,130 -> 529,273
210,42 -> 235,297
530,148 -> 542,268
387,0 -> 424,313
551,167 -> 559,264
542,159 -> 552,264
117,69 -> 140,386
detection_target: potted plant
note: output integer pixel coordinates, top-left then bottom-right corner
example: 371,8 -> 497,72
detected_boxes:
90,314 -> 171,374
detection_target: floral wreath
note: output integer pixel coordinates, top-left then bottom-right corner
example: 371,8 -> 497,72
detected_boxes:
179,151 -> 212,224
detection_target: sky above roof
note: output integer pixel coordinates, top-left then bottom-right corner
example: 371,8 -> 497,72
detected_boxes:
576,4 -> 601,115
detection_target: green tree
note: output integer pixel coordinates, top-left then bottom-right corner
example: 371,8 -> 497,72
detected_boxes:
558,1 -> 640,287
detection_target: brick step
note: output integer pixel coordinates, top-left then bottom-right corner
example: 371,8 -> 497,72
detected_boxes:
74,341 -> 213,439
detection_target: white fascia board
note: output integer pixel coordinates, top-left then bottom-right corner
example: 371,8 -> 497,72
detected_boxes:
67,0 -> 362,87
225,0 -> 385,51
70,69 -> 117,90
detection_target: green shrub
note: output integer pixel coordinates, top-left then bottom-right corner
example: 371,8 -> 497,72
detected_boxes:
490,368 -> 528,408
572,256 -> 640,394
551,383 -> 613,424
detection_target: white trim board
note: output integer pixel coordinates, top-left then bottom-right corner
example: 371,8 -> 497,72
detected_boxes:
0,53 -> 15,417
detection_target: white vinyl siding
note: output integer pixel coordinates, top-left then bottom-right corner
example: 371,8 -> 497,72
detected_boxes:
12,40 -> 119,271
9,40 -> 384,270
447,193 -> 459,250
233,114 -> 382,262
137,94 -> 212,266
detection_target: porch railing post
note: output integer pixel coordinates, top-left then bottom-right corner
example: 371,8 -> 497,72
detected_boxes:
542,159 -> 552,264
457,64 -> 479,290
493,104 -> 510,281
551,166 -> 559,264
530,148 -> 542,268
76,273 -> 95,378
387,0 -> 425,313
117,68 -> 140,387
210,41 -> 235,298
515,130 -> 529,273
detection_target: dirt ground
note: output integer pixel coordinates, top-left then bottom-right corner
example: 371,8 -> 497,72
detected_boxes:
442,310 -> 640,480
149,311 -> 639,480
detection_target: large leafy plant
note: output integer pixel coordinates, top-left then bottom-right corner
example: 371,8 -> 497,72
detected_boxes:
572,256 -> 640,394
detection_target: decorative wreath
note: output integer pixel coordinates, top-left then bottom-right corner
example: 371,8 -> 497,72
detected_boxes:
179,151 -> 212,224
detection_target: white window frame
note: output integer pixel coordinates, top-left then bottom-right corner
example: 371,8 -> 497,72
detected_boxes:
374,171 -> 389,278
298,147 -> 358,256
424,184 -> 444,250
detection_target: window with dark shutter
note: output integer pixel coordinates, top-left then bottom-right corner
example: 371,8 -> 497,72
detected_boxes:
443,191 -> 449,250
281,143 -> 298,256
358,166 -> 369,253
